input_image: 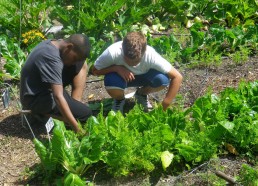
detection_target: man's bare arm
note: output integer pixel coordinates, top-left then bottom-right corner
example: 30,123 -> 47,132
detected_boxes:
162,68 -> 183,110
51,84 -> 80,132
91,65 -> 135,82
72,63 -> 87,101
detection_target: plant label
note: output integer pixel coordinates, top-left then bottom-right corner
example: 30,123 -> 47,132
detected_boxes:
2,88 -> 10,109
45,117 -> 54,133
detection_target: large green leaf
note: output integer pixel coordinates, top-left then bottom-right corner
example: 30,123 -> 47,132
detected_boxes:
161,151 -> 174,171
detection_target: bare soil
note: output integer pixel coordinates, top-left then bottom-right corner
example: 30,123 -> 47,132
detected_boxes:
0,55 -> 258,185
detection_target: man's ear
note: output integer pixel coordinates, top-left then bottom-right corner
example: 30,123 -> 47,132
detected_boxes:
63,43 -> 74,54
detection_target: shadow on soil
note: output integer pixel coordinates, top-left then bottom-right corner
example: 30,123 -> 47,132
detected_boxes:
0,98 -> 136,140
0,114 -> 46,140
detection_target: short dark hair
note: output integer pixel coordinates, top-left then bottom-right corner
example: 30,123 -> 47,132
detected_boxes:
66,34 -> 91,59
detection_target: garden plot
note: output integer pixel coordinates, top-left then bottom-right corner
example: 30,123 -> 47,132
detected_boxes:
0,55 -> 258,185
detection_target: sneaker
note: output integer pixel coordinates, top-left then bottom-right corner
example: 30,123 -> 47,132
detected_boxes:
135,92 -> 152,112
112,99 -> 125,113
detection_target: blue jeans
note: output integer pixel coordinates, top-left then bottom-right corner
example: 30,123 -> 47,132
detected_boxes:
104,69 -> 169,90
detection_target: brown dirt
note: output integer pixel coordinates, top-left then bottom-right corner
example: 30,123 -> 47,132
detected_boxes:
0,55 -> 258,185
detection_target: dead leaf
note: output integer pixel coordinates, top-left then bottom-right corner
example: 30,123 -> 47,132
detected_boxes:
225,143 -> 239,155
88,94 -> 94,99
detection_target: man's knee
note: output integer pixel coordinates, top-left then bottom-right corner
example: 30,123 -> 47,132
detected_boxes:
151,74 -> 169,87
104,72 -> 126,89
77,107 -> 92,124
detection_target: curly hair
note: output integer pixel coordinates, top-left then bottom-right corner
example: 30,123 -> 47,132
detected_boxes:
122,32 -> 147,60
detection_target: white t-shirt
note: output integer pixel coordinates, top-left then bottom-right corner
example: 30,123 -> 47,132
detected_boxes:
94,41 -> 173,75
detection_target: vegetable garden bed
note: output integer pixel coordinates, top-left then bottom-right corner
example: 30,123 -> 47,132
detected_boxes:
1,0 -> 257,184
1,55 -> 258,185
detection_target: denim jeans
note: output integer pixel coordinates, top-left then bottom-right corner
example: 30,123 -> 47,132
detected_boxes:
104,69 -> 169,90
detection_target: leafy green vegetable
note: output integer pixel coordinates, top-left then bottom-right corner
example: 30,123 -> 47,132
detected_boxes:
161,151 -> 174,171
63,172 -> 86,186
33,80 -> 258,182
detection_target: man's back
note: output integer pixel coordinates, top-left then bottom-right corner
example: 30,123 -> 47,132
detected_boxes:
20,39 -> 63,108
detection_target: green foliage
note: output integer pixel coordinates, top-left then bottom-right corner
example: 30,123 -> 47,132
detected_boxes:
191,48 -> 222,68
33,138 -> 58,182
231,46 -> 251,65
147,34 -> 182,63
181,23 -> 257,65
0,35 -> 27,80
0,0 -> 257,75
0,0 -> 53,39
188,81 -> 258,154
0,0 -> 255,182
158,0 -> 193,24
33,80 -> 258,182
85,108 -> 179,176
175,131 -> 217,164
49,0 -> 125,37
237,164 -> 258,186
121,1 -> 159,28
87,37 -> 113,66
63,172 -> 86,186
33,119 -> 105,184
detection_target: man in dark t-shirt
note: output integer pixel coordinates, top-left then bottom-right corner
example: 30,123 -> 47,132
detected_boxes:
20,34 -> 92,133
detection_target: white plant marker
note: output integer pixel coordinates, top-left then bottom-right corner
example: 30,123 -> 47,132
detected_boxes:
2,88 -> 10,109
45,117 -> 54,142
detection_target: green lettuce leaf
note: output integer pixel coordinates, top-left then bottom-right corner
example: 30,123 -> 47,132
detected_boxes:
160,151 -> 174,171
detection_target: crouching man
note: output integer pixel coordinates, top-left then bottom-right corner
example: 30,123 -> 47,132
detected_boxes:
20,34 -> 92,133
91,31 -> 183,113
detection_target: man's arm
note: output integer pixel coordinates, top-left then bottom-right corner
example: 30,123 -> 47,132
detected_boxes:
71,63 -> 87,101
51,84 -> 81,132
91,65 -> 120,76
162,68 -> 183,110
91,65 -> 135,82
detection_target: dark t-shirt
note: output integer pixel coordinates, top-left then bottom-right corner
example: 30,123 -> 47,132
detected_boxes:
20,39 -> 84,109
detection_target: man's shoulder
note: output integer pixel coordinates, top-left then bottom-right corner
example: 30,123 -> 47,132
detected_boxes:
112,40 -> 123,46
36,39 -> 51,48
107,41 -> 123,57
143,45 -> 159,59
108,41 -> 122,50
35,40 -> 60,60
28,40 -> 61,69
35,39 -> 57,53
146,45 -> 156,53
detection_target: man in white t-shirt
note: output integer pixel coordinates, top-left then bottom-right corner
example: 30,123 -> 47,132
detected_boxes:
91,31 -> 183,113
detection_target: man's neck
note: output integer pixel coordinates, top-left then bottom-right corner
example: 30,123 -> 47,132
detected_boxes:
51,39 -> 64,49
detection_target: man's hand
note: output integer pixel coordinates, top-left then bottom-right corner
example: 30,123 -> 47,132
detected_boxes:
91,65 -> 134,82
116,66 -> 135,82
162,97 -> 171,111
77,128 -> 88,138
